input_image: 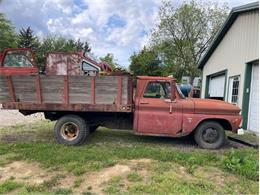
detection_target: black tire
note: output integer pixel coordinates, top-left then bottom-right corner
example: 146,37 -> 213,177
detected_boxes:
194,121 -> 226,149
89,125 -> 99,133
54,115 -> 89,145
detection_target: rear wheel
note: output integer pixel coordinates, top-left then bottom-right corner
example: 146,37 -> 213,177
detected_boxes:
54,115 -> 89,145
194,121 -> 226,149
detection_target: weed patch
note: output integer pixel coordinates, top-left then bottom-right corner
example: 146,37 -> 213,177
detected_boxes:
127,172 -> 143,182
222,149 -> 258,180
0,180 -> 22,194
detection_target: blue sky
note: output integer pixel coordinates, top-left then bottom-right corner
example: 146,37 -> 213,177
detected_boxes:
0,0 -> 256,67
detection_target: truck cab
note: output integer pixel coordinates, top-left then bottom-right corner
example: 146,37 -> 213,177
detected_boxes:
133,76 -> 242,149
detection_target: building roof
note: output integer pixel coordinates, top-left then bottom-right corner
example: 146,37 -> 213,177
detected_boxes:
198,1 -> 259,69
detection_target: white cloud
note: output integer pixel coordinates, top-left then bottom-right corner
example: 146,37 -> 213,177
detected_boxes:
0,0 -> 255,67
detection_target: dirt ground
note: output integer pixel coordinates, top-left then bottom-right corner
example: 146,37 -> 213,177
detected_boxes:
0,109 -> 44,126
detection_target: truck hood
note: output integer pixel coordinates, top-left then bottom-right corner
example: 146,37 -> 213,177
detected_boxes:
191,98 -> 241,115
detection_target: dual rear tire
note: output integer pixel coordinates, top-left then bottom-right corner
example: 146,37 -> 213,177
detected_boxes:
54,115 -> 89,145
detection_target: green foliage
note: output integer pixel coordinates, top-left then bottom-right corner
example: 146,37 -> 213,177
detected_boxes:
17,27 -> 40,51
0,13 -> 17,51
222,149 -> 259,180
100,53 -> 120,70
129,47 -> 163,78
0,180 -> 22,194
129,1 -> 229,81
75,39 -> 91,54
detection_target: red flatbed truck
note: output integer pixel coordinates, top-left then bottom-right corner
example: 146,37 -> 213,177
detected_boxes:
0,48 -> 242,149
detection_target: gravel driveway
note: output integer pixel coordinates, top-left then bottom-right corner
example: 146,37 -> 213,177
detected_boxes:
0,108 -> 44,126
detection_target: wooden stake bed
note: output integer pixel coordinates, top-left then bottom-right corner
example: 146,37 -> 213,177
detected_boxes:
0,75 -> 133,113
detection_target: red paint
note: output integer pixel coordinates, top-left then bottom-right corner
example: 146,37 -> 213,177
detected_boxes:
91,77 -> 96,104
128,77 -> 133,105
2,102 -> 133,112
133,76 -> 242,135
6,76 -> 16,102
0,49 -> 38,75
35,75 -> 43,104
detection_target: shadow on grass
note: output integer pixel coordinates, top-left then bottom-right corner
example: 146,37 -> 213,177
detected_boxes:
0,122 -> 249,151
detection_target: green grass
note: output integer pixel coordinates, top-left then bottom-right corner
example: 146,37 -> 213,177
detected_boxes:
103,176 -> 122,194
0,180 -> 22,194
0,121 -> 258,194
127,172 -> 143,182
25,175 -> 64,193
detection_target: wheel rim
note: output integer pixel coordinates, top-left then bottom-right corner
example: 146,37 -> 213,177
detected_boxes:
60,122 -> 79,141
202,127 -> 219,144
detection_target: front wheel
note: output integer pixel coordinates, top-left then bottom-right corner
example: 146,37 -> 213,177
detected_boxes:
194,121 -> 226,149
54,115 -> 89,145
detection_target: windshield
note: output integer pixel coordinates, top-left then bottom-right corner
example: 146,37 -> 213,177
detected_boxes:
176,84 -> 186,99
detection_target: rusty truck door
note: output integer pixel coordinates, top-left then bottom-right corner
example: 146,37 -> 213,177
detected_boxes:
0,49 -> 38,75
135,81 -> 183,135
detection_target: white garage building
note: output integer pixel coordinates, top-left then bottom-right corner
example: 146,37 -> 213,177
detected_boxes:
198,2 -> 259,132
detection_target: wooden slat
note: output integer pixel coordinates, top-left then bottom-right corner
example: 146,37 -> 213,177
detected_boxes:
128,77 -> 133,105
64,75 -> 69,104
91,77 -> 96,104
41,76 -> 64,103
117,76 -> 122,105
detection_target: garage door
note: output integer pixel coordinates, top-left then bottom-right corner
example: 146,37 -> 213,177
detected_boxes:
208,74 -> 225,99
248,64 -> 259,132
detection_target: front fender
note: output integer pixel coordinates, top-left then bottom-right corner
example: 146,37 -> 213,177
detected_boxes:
182,114 -> 242,134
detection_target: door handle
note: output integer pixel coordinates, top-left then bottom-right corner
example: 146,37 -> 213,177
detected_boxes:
140,102 -> 149,104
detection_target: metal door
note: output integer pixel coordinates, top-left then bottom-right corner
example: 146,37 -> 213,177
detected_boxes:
136,81 -> 182,135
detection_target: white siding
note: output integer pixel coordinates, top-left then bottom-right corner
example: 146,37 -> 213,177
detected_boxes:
201,10 -> 259,109
248,64 -> 259,132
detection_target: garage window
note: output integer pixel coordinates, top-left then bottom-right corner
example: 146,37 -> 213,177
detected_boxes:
228,76 -> 240,104
208,74 -> 225,100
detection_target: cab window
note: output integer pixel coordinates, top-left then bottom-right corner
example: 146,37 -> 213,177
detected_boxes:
3,51 -> 33,67
143,82 -> 170,99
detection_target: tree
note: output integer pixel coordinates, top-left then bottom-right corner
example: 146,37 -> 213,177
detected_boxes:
18,26 -> 39,50
74,39 -> 91,54
0,13 -> 17,51
83,41 -> 91,53
64,39 -> 76,52
129,47 -> 163,78
150,1 -> 229,82
100,53 -> 120,70
75,39 -> 84,52
36,35 -> 77,70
